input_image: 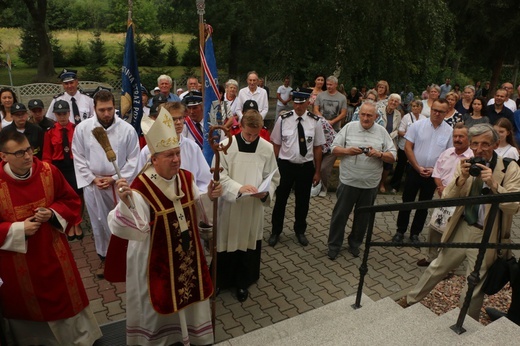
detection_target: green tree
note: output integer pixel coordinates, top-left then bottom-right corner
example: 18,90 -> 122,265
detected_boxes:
68,34 -> 88,66
447,0 -> 520,93
180,37 -> 200,67
88,30 -> 108,66
166,36 -> 179,66
146,32 -> 165,67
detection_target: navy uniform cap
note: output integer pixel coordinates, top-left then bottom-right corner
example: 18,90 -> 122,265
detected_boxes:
53,100 -> 70,113
292,88 -> 313,103
242,100 -> 259,112
10,103 -> 27,114
93,86 -> 112,97
152,94 -> 167,104
183,91 -> 203,107
149,102 -> 163,117
141,84 -> 148,95
28,99 -> 44,110
59,68 -> 78,82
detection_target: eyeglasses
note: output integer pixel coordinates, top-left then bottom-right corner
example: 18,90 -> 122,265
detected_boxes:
431,109 -> 446,115
3,146 -> 33,158
469,142 -> 492,150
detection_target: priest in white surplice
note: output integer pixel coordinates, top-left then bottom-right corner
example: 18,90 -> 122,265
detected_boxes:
72,90 -> 140,278
108,107 -> 221,346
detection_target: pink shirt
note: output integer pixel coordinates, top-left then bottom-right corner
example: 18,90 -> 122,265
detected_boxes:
432,147 -> 473,187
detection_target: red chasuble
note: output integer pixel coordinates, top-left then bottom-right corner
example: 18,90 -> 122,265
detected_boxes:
132,169 -> 213,314
0,158 -> 87,321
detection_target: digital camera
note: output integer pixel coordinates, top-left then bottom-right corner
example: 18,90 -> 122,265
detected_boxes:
359,147 -> 370,154
466,157 -> 487,177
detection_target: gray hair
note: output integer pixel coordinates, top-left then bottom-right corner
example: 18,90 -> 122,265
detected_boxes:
360,100 -> 377,115
226,79 -> 239,88
326,76 -> 338,84
157,74 -> 172,85
468,123 -> 499,144
464,85 -> 476,93
430,84 -> 441,93
388,93 -> 401,103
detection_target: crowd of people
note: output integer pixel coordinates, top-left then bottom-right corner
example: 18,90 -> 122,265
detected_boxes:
1,69 -> 520,345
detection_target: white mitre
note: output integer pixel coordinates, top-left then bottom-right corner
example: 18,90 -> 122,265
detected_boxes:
140,113 -> 155,136
144,107 -> 179,154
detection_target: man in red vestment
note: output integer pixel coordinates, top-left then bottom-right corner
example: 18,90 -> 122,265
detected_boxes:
108,107 -> 221,345
0,130 -> 101,345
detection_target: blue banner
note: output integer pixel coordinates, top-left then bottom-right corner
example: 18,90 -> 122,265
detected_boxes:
121,22 -> 143,134
201,31 -> 220,166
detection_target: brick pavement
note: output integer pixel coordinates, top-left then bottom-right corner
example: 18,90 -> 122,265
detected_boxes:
75,190 -> 520,344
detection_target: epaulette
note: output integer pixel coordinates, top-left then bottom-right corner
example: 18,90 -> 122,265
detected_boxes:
306,111 -> 319,121
53,92 -> 65,99
79,89 -> 92,98
281,110 -> 294,119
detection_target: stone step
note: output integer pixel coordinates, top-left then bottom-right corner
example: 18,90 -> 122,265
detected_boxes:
338,300 -> 436,345
216,294 -> 375,345
457,317 -> 520,345
268,296 -> 402,346
408,308 -> 483,345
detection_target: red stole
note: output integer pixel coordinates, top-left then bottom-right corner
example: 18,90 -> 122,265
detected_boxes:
132,169 -> 213,314
0,159 -> 86,321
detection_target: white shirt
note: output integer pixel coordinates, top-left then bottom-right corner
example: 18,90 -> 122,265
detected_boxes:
487,98 -> 517,112
47,90 -> 95,124
276,85 -> 293,106
405,118 -> 453,168
235,86 -> 269,119
271,111 -> 325,164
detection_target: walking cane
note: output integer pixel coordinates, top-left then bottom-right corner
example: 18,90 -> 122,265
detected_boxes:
208,125 -> 232,338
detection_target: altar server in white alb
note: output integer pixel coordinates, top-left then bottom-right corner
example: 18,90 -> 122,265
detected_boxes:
215,109 -> 280,302
108,107 -> 221,346
72,90 -> 140,278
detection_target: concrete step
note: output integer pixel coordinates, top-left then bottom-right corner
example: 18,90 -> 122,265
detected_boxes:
216,293 -> 374,345
269,296 -> 402,346
457,317 -> 520,345
410,308 -> 483,345
339,300 -> 436,345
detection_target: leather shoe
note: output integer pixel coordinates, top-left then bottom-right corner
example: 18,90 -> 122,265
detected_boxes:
236,288 -> 249,302
392,232 -> 404,243
486,307 -> 507,321
397,297 -> 410,308
348,247 -> 360,258
327,249 -> 339,260
296,233 -> 309,246
410,234 -> 420,247
268,234 -> 280,247
417,258 -> 431,267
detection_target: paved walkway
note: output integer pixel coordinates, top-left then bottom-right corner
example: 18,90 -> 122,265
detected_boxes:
74,190 -> 520,344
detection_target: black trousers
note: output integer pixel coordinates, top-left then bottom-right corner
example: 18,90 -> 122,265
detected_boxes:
396,167 -> 436,236
389,148 -> 408,191
271,159 -> 314,235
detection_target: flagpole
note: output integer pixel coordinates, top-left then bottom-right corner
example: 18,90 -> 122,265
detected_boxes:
197,0 -> 206,101
128,0 -> 133,25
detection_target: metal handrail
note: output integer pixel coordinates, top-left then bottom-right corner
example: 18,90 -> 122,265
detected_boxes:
353,191 -> 520,334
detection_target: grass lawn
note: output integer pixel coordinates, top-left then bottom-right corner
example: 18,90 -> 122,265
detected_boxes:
0,28 -> 194,85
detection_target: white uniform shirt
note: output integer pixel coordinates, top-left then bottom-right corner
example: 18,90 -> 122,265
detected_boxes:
46,90 -> 95,124
271,111 -> 326,164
